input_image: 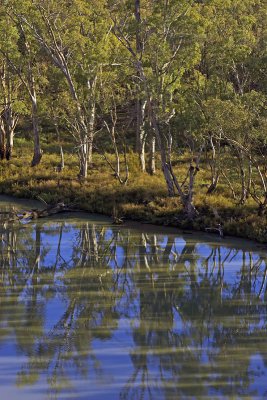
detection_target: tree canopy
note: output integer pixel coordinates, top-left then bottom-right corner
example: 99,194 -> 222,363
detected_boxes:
0,0 -> 266,216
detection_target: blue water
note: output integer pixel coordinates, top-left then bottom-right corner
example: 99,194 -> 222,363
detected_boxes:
0,197 -> 267,399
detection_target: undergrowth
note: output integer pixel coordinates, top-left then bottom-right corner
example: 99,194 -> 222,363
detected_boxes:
0,144 -> 266,243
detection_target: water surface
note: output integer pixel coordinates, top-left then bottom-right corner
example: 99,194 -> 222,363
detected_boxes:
0,196 -> 267,399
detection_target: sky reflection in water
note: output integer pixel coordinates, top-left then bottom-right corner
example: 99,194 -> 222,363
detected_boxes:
0,199 -> 267,399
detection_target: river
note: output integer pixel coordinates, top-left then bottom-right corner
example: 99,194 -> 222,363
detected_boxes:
0,196 -> 266,399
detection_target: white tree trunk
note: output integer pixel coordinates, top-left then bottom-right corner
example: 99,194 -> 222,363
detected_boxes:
148,134 -> 156,175
138,100 -> 147,172
31,96 -> 42,167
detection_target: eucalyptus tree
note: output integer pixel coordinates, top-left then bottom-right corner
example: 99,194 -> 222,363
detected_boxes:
110,0 -> 205,217
134,0 -> 148,173
191,0 -> 265,194
98,61 -> 131,184
0,57 -> 20,160
0,3 -> 43,165
16,0 -> 115,178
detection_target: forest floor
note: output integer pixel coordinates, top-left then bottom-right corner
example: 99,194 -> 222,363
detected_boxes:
0,140 -> 266,243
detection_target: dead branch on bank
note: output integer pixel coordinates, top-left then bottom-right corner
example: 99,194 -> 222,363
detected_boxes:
205,224 -> 224,237
0,202 -> 79,224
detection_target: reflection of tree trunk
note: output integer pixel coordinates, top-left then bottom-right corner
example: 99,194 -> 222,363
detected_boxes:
163,236 -> 174,263
53,223 -> 64,270
151,234 -> 159,264
179,242 -> 197,279
127,232 -> 177,398
236,251 -> 250,296
89,224 -> 99,262
6,230 -> 17,270
139,233 -> 150,271
259,262 -> 267,298
28,225 -> 41,313
34,225 -> 41,270
77,224 -> 90,268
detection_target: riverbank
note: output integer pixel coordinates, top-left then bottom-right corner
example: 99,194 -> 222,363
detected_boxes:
0,143 -> 266,243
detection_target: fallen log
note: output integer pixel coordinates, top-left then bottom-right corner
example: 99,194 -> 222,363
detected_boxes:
112,216 -> 124,225
205,224 -> 224,237
1,202 -> 80,223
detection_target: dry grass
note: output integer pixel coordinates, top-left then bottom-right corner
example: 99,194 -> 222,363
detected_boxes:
0,142 -> 266,242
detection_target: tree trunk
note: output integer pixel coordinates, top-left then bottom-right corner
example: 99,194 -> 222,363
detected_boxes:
6,129 -> 14,160
79,140 -> 88,178
140,140 -> 146,173
207,174 -> 220,194
135,99 -> 141,152
134,1 -> 147,173
246,158 -> 252,199
132,59 -> 175,195
112,130 -> 120,177
207,135 -> 220,194
0,121 -> 6,160
136,99 -> 147,172
15,24 -> 42,167
140,100 -> 147,172
238,151 -> 249,205
0,63 -> 7,160
5,100 -> 17,160
183,197 -> 198,220
87,78 -> 97,166
60,146 -> 64,169
258,194 -> 267,216
169,162 -> 199,219
113,19 -> 199,214
31,97 -> 42,167
162,163 -> 175,196
0,108 -> 17,161
34,225 -> 41,270
181,166 -> 198,219
87,135 -> 93,166
148,134 -> 156,175
149,106 -> 175,196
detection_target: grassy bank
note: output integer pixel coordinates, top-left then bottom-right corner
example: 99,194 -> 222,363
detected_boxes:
0,141 -> 266,243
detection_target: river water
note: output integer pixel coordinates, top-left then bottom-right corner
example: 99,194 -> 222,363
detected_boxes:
0,196 -> 267,399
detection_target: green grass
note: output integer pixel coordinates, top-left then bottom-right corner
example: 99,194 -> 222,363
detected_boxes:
0,142 -> 267,243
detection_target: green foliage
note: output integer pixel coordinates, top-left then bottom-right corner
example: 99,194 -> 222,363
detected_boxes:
0,0 -> 266,237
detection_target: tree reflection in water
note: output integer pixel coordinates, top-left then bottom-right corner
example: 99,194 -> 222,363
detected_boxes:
0,216 -> 267,399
